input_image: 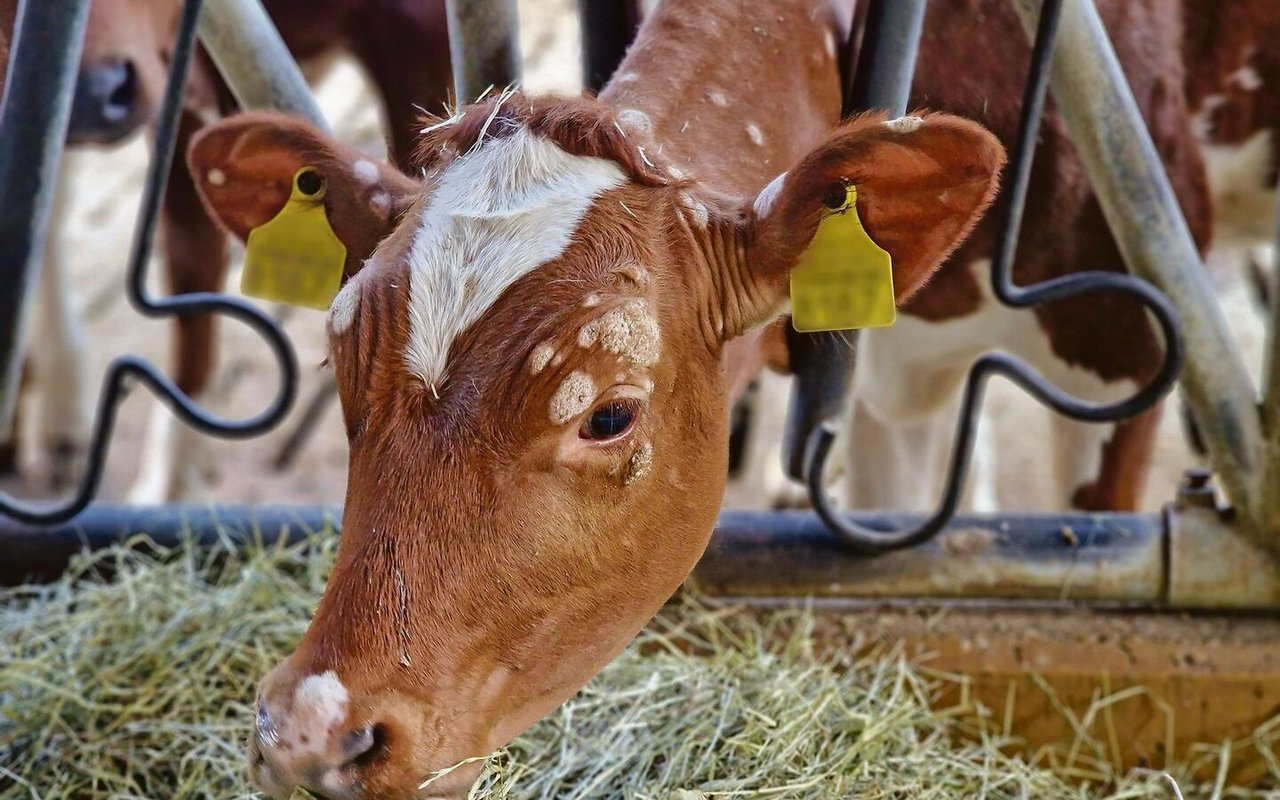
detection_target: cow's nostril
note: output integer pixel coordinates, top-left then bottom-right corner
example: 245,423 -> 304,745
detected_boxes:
342,722 -> 389,770
102,61 -> 138,122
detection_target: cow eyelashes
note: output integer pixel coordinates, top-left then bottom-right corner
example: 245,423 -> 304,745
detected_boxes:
580,398 -> 640,441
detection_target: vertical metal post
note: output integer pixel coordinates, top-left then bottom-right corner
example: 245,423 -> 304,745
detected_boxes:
0,0 -> 92,431
196,0 -> 328,130
1261,168 -> 1280,531
844,0 -> 927,117
782,0 -> 927,480
578,0 -> 641,94
444,0 -> 522,104
1008,0 -> 1266,541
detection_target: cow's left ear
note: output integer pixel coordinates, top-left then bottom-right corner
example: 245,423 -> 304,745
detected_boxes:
188,111 -> 419,280
714,112 -> 1004,338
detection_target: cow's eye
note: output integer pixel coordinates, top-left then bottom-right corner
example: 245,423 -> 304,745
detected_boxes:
580,400 -> 638,441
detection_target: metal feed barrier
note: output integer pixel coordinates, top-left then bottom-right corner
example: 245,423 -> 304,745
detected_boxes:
0,0 -> 1276,610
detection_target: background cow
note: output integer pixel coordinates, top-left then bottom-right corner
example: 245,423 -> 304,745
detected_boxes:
734,0 -> 1276,516
0,0 -> 451,501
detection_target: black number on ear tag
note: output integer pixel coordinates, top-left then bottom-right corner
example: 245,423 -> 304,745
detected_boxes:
296,168 -> 324,197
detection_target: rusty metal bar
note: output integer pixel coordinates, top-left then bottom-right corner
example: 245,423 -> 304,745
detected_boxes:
0,504 -> 340,585
698,510 -> 1165,604
8,503 -> 1280,608
1168,503 -> 1280,609
0,0 -> 91,432
196,0 -> 328,129
1008,0 -> 1266,546
445,0 -> 522,104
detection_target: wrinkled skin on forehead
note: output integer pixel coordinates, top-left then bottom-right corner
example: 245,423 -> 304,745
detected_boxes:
190,90 -> 1003,797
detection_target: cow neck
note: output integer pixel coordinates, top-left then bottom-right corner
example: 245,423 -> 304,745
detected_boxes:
598,0 -> 845,200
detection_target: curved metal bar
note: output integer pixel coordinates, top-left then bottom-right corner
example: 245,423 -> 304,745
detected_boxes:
805,0 -> 1185,553
0,0 -> 298,526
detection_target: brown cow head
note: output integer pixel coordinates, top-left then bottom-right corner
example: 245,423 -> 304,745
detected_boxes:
189,96 -> 1002,799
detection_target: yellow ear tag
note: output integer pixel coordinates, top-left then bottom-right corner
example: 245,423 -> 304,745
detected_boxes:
789,183 -> 896,332
242,167 -> 346,310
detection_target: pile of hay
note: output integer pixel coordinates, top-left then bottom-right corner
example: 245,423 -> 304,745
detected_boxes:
0,531 -> 1254,798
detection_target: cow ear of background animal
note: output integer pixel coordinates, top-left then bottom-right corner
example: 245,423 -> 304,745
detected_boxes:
187,110 -> 418,279
724,112 -> 1005,338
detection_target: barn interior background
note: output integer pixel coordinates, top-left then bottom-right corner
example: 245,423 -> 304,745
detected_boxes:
2,0 -> 1280,797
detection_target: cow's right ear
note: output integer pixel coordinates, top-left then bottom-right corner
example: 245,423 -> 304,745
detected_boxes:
188,111 -> 418,279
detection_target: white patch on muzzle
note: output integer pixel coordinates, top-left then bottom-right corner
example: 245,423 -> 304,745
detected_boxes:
292,671 -> 349,734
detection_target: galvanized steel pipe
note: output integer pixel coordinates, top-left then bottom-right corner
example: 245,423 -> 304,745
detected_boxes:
445,0 -> 522,104
196,0 -> 327,129
1009,0 -> 1266,543
698,510 -> 1165,604
0,0 -> 91,431
1263,213 -> 1280,534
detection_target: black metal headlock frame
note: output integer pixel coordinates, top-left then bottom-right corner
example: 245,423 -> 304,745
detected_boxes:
0,0 -> 1181,558
0,0 -> 298,526
786,0 -> 1184,553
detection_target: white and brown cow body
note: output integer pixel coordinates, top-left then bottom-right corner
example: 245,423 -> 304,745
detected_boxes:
1184,1 -> 1280,248
189,0 -> 1004,797
830,0 -> 1280,515
0,0 -> 451,499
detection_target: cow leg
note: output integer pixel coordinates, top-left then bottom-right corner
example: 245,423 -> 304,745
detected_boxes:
127,111 -> 226,503
350,0 -> 452,168
1050,404 -> 1162,512
27,166 -> 94,490
842,391 -> 969,512
840,317 -> 981,512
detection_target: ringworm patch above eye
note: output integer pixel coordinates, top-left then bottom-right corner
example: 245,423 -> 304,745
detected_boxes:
529,341 -> 556,374
577,299 -> 661,366
550,370 -> 596,424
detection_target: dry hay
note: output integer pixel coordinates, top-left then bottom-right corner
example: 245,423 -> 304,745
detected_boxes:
1,530 -> 1276,799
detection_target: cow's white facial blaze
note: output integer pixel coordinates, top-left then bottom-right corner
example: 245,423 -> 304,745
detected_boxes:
401,127 -> 627,390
